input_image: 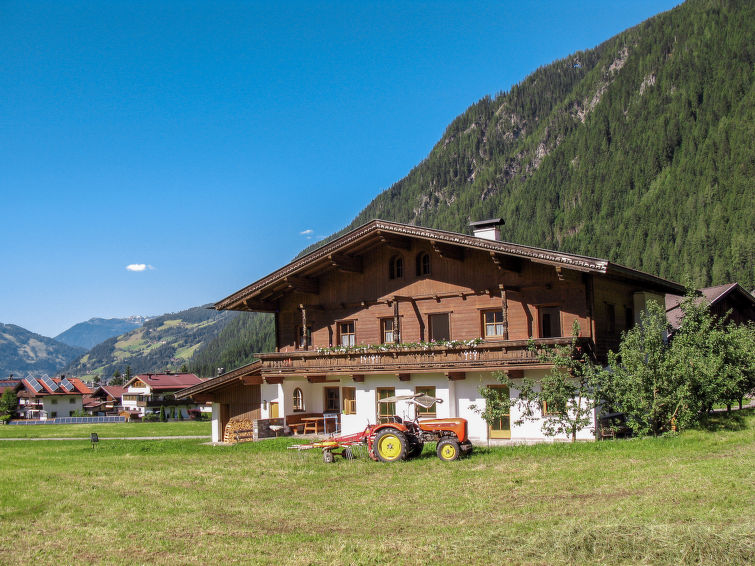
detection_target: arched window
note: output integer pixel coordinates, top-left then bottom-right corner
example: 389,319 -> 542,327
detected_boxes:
416,252 -> 431,276
292,387 -> 304,411
388,255 -> 403,279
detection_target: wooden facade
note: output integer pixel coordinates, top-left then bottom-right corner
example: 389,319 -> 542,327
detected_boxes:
178,220 -> 684,443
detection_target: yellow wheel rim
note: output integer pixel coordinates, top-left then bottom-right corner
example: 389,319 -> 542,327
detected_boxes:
377,434 -> 401,460
440,444 -> 457,460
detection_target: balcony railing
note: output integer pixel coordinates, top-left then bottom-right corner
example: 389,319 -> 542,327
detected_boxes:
257,337 -> 592,376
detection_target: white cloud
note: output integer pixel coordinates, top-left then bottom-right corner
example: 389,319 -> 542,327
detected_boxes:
300,229 -> 314,235
126,264 -> 154,272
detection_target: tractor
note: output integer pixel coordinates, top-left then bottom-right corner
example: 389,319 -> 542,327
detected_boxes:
289,393 -> 473,463
368,393 -> 473,462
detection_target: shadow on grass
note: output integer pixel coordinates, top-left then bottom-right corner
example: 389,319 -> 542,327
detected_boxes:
698,407 -> 753,432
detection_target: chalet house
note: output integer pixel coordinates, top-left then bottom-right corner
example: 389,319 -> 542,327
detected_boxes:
176,219 -> 684,444
666,282 -> 755,331
16,376 -> 92,419
83,385 -> 127,415
122,373 -> 205,418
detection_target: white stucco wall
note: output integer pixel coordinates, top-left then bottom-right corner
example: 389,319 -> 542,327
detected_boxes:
42,395 -> 82,418
211,403 -> 221,442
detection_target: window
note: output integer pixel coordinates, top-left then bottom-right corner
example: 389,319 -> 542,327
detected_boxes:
429,313 -> 450,341
607,303 -> 616,334
381,318 -> 396,344
482,310 -> 505,338
388,255 -> 403,279
416,252 -> 431,276
292,387 -> 304,412
342,387 -> 356,415
339,321 -> 355,347
296,325 -> 312,350
625,307 -> 634,331
51,398 -> 58,405
539,307 -> 562,338
377,387 -> 396,424
541,400 -> 560,416
415,386 -> 436,418
324,387 -> 340,413
50,411 -> 57,418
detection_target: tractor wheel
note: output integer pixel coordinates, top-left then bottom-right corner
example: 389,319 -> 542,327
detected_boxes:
436,438 -> 461,462
407,441 -> 424,458
323,450 -> 334,464
374,428 -> 408,462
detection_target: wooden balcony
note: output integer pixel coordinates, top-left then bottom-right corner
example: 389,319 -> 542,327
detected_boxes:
257,337 -> 592,377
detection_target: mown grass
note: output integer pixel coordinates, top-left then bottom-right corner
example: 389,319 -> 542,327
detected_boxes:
0,411 -> 752,565
0,420 -> 210,438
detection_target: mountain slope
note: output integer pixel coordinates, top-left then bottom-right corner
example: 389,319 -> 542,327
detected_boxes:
64,306 -> 241,380
303,0 -> 754,289
54,317 -> 147,350
0,323 -> 85,378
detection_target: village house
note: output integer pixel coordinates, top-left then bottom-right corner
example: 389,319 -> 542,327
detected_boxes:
176,219 -> 684,444
666,282 -> 755,331
15,375 -> 92,419
83,385 -> 127,415
122,372 -> 206,418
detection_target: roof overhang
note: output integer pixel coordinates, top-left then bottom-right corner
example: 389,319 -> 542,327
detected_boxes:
174,361 -> 262,400
216,220 -> 684,312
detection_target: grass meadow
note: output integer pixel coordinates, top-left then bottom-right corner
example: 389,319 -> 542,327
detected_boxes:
0,420 -> 211,439
0,411 -> 752,565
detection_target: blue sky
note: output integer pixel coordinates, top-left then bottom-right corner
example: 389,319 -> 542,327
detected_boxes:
1,0 -> 679,338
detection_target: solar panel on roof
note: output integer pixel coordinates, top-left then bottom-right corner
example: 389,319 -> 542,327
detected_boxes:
59,378 -> 74,392
40,375 -> 59,392
26,377 -> 43,393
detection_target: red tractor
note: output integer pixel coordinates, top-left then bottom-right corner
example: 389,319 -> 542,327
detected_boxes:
368,393 -> 473,462
292,393 -> 473,463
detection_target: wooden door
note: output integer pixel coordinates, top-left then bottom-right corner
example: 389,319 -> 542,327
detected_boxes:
487,385 -> 511,439
269,402 -> 279,419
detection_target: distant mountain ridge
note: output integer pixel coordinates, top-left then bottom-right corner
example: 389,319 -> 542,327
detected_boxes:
63,306 -> 249,380
54,316 -> 149,350
0,323 -> 85,378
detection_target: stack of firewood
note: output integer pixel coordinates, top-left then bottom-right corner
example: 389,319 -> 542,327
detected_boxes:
223,418 -> 255,443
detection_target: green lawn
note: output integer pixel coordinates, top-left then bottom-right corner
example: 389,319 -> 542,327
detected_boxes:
0,420 -> 210,438
0,411 -> 752,565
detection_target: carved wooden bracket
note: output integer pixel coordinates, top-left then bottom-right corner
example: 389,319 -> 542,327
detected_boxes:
285,276 -> 319,295
352,374 -> 365,383
329,253 -> 363,273
306,375 -> 327,383
431,241 -> 464,261
397,373 -> 411,381
445,371 -> 466,381
377,232 -> 412,250
264,376 -> 284,384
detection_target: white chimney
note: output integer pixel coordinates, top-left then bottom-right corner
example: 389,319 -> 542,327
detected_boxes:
470,218 -> 504,241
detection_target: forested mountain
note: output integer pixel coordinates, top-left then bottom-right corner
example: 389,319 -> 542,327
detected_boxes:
64,306 -> 242,381
0,323 -> 85,378
190,312 -> 274,377
303,0 -> 754,290
54,316 -> 147,350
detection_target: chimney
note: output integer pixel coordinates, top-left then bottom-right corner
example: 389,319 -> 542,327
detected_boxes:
469,218 -> 504,241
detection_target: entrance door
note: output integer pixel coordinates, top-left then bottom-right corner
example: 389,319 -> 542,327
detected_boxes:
487,385 -> 511,439
269,401 -> 279,419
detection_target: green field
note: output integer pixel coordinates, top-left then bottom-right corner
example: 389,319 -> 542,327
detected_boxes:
0,420 -> 210,439
0,411 -> 752,565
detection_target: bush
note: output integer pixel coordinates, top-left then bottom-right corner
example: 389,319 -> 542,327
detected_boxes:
143,413 -> 159,422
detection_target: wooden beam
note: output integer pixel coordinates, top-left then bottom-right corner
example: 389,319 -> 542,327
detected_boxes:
445,371 -> 466,381
328,253 -> 363,273
306,375 -> 327,383
397,373 -> 411,382
264,376 -> 284,384
431,241 -> 464,261
285,276 -> 319,295
241,298 -> 278,312
489,252 -> 522,273
192,394 -> 214,403
505,370 -> 524,379
499,284 -> 510,340
352,374 -> 365,383
240,375 -> 263,385
377,232 -> 412,250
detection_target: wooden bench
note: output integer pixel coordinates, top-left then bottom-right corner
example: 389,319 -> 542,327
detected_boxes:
285,413 -> 323,435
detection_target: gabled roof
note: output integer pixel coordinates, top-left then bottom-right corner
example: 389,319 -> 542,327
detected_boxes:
125,373 -> 204,391
215,219 -> 685,311
91,385 -> 127,400
666,282 -> 755,329
0,379 -> 20,395
174,362 -> 261,400
18,377 -> 91,397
